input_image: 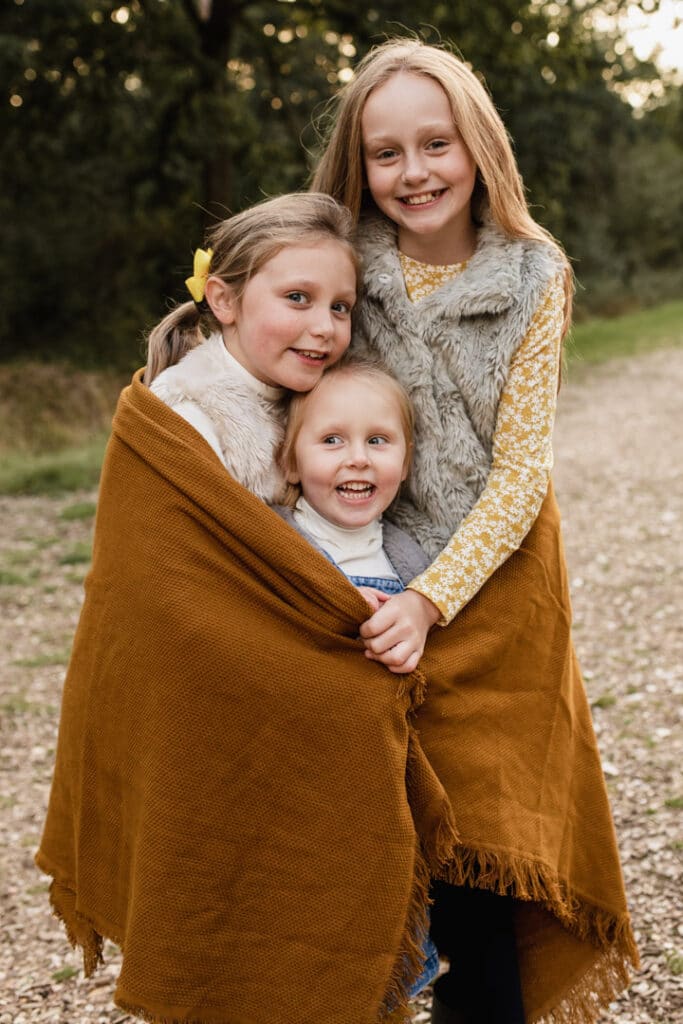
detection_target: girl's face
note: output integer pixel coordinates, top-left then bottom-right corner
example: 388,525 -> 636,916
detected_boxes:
221,240 -> 357,392
288,374 -> 409,529
361,72 -> 478,264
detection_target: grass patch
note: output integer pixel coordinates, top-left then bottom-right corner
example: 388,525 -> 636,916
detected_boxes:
52,966 -> 79,983
59,541 -> 92,566
0,361 -> 124,454
66,571 -> 88,584
665,795 -> 683,810
568,299 -> 683,368
31,535 -> 59,549
0,568 -> 39,586
0,433 -> 108,496
5,548 -> 36,566
1,694 -> 31,715
60,500 -> 98,521
13,649 -> 70,668
667,952 -> 683,976
592,694 -> 617,710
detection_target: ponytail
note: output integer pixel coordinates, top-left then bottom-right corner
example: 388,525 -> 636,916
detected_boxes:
143,301 -> 204,386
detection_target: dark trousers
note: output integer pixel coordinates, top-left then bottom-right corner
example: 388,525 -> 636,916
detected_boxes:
429,880 -> 526,1024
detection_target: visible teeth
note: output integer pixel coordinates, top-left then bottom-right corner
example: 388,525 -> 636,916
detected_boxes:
338,483 -> 374,497
404,191 -> 441,206
297,350 -> 325,360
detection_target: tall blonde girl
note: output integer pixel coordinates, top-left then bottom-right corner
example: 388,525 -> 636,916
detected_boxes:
312,37 -> 636,1024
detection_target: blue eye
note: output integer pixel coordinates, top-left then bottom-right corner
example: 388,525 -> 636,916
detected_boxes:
428,139 -> 448,151
322,435 -> 343,445
287,291 -> 307,304
368,435 -> 387,445
332,301 -> 352,315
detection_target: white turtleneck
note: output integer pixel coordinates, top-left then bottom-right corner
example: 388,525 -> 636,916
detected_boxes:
151,333 -> 284,467
292,497 -> 398,579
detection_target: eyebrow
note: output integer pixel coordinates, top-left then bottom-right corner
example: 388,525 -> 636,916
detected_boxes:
281,279 -> 356,297
363,122 -> 456,147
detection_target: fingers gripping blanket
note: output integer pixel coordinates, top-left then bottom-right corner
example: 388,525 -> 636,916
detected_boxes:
36,372 -> 456,1024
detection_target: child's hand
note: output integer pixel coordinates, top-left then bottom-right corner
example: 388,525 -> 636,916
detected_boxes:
359,589 -> 441,674
356,586 -> 391,613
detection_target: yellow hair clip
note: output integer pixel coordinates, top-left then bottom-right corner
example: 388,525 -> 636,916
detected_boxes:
185,247 -> 214,303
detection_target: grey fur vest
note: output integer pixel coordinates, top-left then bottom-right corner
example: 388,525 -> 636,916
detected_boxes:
352,215 -> 563,557
150,333 -> 287,503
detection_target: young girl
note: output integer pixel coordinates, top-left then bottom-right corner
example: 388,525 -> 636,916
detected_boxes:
277,358 -> 442,1002
278,359 -> 426,604
36,192 -> 459,1024
313,38 -> 638,1024
144,192 -> 357,500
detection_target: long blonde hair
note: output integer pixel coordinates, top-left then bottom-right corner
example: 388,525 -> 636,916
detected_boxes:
144,193 -> 359,385
279,356 -> 414,508
312,38 -> 573,331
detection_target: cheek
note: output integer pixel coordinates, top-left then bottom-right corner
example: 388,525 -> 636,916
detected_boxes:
338,322 -> 352,349
300,454 -> 330,487
365,164 -> 389,199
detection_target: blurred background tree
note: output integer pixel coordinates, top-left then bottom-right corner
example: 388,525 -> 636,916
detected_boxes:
1,0 -> 681,368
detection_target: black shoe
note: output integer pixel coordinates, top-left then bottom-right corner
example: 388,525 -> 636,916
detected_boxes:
431,993 -> 467,1024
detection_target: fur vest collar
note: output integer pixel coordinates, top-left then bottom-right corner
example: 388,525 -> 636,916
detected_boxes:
151,333 -> 287,503
353,215 -> 562,556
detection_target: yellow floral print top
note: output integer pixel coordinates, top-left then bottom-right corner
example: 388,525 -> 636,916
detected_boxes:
399,251 -> 564,625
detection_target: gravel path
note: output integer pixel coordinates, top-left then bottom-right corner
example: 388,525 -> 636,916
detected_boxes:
1,347 -> 682,1023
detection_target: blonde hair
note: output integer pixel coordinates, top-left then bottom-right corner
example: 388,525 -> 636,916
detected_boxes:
279,357 -> 414,507
144,192 -> 359,385
312,38 -> 573,332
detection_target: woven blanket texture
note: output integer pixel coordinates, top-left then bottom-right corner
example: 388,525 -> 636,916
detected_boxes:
36,371 -> 637,1023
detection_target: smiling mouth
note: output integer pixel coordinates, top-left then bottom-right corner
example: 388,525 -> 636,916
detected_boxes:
294,349 -> 327,361
399,189 -> 446,206
336,482 -> 376,500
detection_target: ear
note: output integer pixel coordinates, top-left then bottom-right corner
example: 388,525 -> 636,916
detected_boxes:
204,276 -> 238,325
286,466 -> 301,485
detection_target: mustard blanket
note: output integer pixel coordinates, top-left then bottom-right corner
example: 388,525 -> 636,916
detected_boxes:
37,370 -> 637,1023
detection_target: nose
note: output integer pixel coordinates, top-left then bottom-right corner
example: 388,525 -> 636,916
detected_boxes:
401,150 -> 429,185
309,307 -> 334,342
345,440 -> 370,468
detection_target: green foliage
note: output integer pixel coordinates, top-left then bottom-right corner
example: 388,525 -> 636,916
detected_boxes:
0,434 -> 108,495
0,362 -> 124,455
568,299 -> 683,366
1,0 -> 681,366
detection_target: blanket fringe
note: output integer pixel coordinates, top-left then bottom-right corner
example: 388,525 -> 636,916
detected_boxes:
531,943 -> 636,1024
114,1001 -> 227,1024
441,845 -> 639,1023
379,839 -> 433,1022
48,877 -> 105,976
440,844 -> 639,959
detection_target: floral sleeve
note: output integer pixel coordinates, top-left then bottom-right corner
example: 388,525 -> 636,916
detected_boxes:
408,274 -> 565,624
